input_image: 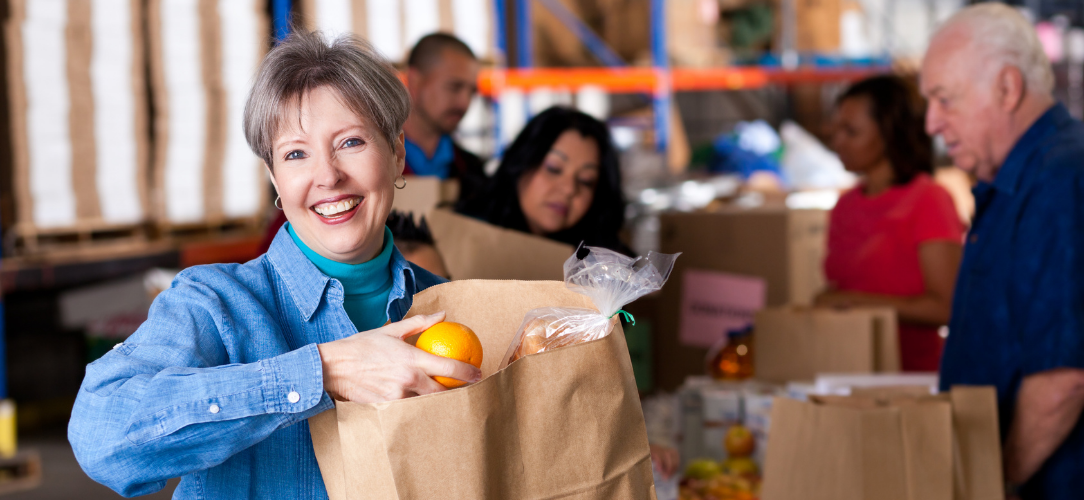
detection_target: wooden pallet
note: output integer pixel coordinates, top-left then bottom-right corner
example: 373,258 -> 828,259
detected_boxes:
8,222 -> 151,259
0,450 -> 42,496
156,216 -> 266,243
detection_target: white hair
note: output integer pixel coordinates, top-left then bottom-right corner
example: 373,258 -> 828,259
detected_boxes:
934,3 -> 1054,94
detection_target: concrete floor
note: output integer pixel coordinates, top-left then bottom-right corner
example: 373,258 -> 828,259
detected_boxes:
6,431 -> 177,500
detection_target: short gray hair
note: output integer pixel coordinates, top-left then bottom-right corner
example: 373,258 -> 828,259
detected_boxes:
243,29 -> 411,167
935,3 -> 1054,94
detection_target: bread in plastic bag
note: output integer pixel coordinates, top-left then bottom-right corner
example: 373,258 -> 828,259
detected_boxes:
501,245 -> 680,367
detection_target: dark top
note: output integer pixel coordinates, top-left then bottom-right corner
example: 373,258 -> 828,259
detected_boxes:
939,103 -> 1084,500
404,138 -> 487,208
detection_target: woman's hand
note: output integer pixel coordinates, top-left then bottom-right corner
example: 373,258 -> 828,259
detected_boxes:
649,443 -> 680,479
317,312 -> 482,403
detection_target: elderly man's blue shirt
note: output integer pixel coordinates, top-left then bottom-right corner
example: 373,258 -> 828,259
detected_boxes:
67,226 -> 445,499
940,103 -> 1084,499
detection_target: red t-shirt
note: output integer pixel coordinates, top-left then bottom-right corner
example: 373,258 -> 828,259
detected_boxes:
824,173 -> 963,371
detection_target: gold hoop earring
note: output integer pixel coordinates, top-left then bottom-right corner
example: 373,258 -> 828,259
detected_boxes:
274,196 -> 283,210
394,175 -> 407,189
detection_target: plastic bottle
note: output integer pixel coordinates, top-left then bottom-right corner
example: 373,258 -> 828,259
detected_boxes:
710,326 -> 754,381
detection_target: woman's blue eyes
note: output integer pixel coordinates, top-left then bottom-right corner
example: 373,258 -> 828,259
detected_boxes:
282,138 -> 363,161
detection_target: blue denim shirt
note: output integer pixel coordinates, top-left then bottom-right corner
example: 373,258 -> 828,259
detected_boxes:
939,104 -> 1084,500
68,226 -> 445,499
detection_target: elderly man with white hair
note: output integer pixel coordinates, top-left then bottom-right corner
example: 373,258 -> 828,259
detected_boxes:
923,4 -> 1084,499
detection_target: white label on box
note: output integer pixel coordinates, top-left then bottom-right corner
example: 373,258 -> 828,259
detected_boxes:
679,270 -> 766,348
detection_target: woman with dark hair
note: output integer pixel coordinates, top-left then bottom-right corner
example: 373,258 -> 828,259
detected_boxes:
815,75 -> 964,372
456,106 -> 629,253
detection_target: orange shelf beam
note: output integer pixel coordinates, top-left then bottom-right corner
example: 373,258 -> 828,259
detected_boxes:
479,67 -> 662,94
475,66 -> 889,96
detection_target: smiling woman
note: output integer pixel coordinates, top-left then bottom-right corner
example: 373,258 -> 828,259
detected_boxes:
456,106 -> 630,254
67,30 -> 481,500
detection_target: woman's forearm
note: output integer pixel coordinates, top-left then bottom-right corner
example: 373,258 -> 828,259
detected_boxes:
1004,369 -> 1084,485
70,344 -> 331,496
815,290 -> 952,326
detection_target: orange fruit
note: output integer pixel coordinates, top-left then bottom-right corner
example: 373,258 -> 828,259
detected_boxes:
415,321 -> 483,388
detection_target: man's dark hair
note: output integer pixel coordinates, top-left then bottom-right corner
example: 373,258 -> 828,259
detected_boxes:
456,106 -> 630,255
407,33 -> 476,71
837,75 -> 933,185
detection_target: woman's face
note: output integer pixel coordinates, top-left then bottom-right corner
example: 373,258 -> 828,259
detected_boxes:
517,130 -> 600,236
269,86 -> 405,264
829,96 -> 886,174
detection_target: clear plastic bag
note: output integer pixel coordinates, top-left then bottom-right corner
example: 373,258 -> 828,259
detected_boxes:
501,245 -> 680,367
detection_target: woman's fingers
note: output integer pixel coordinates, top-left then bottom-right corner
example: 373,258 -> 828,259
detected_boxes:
382,312 -> 447,340
407,371 -> 449,396
413,350 -> 482,387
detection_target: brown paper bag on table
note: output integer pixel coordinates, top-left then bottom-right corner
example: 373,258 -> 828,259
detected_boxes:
754,306 -> 900,384
390,177 -> 459,219
761,386 -> 1002,500
309,280 -> 657,500
426,209 -> 574,281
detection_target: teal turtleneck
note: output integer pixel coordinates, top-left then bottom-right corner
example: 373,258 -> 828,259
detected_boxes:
286,223 -> 395,332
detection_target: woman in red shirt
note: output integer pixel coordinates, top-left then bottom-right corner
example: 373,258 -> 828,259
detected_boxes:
816,75 -> 964,372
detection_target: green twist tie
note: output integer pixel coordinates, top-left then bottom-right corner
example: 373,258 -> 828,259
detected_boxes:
609,309 -> 636,326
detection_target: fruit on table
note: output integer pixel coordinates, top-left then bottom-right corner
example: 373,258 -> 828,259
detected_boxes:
724,425 -> 756,458
680,456 -> 761,500
684,458 -> 723,481
679,471 -> 760,500
721,457 -> 759,477
415,321 -> 483,388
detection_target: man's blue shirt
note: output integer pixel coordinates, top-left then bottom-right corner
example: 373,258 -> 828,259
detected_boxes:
404,135 -> 455,178
940,103 -> 1084,499
68,226 -> 445,498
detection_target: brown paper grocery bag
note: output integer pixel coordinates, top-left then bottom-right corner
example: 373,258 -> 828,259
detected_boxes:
948,387 -> 1004,500
309,280 -> 657,499
426,209 -> 574,281
763,394 -> 953,500
761,387 -> 1002,500
754,306 -> 900,383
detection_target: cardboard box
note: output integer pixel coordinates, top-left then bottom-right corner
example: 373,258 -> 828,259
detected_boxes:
390,176 -> 459,218
426,208 -> 574,281
147,0 -> 270,226
4,0 -> 150,236
754,306 -> 900,384
795,0 -> 841,52
309,280 -> 656,499
654,208 -> 828,390
777,0 -> 842,53
297,0 -> 496,63
762,386 -> 1003,500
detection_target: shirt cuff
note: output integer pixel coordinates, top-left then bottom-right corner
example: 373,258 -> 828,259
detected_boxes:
262,343 -> 329,419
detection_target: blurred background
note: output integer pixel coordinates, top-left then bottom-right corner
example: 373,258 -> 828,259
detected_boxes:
0,0 -> 1081,498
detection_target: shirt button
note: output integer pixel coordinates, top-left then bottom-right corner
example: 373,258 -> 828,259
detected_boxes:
209,404 -> 220,414
287,391 -> 300,404
112,343 -> 123,350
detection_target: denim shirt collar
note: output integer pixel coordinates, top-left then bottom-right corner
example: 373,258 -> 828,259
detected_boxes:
994,103 -> 1072,195
266,225 -> 417,322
